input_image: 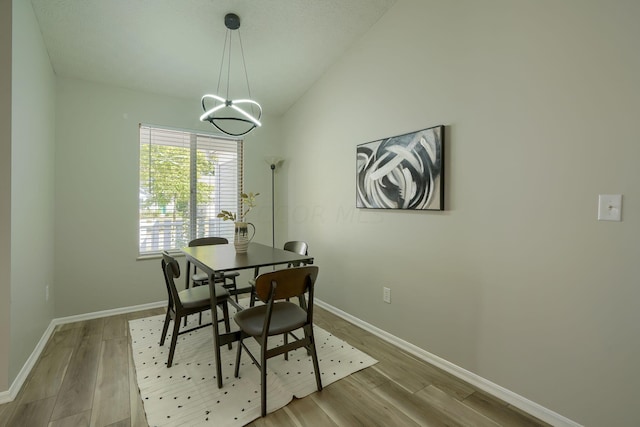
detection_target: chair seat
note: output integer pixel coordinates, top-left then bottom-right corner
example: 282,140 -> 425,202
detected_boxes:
179,283 -> 229,309
234,302 -> 307,336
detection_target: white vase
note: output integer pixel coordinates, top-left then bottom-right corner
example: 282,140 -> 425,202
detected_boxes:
233,222 -> 255,253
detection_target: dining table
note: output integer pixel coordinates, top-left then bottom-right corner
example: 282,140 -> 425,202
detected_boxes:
181,242 -> 315,388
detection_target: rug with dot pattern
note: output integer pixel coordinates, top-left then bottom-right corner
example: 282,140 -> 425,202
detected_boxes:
129,307 -> 378,426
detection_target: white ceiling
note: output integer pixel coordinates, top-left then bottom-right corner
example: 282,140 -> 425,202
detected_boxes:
30,0 -> 396,116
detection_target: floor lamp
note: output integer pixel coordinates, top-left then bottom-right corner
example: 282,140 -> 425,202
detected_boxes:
265,157 -> 284,248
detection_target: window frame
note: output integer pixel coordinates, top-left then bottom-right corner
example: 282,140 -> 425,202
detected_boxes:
138,123 -> 243,257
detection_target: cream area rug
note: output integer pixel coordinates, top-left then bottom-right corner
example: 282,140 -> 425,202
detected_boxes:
129,305 -> 377,427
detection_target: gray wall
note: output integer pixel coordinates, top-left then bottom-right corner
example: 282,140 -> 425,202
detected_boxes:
8,0 -> 56,385
0,0 -> 12,392
281,0 -> 640,425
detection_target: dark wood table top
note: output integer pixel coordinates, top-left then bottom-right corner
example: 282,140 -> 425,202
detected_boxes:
182,242 -> 314,274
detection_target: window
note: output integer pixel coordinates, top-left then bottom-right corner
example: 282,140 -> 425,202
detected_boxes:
139,124 -> 243,256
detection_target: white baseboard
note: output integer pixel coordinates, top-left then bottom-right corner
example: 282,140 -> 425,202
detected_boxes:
315,299 -> 581,427
51,300 -> 165,327
0,300 -> 165,404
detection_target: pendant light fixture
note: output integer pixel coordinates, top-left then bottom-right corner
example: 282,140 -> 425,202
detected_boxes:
200,13 -> 262,137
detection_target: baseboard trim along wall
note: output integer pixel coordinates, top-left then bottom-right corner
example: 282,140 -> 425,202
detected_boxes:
314,299 -> 582,427
3,298 -> 580,426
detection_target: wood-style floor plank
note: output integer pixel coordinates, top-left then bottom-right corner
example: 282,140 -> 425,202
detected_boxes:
248,406 -> 301,427
311,375 -> 421,426
126,307 -> 165,322
18,345 -> 73,404
49,333 -> 102,422
370,372 -> 460,426
282,396 -> 338,426
462,391 -> 551,427
47,410 -> 91,427
43,327 -> 82,351
103,314 -> 128,341
0,398 -> 17,426
416,385 -> 501,427
103,418 -> 130,427
0,305 -> 550,427
6,395 -> 57,427
90,336 -> 131,426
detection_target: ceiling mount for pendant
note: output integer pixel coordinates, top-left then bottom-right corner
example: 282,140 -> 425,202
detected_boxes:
224,13 -> 240,30
200,12 -> 262,137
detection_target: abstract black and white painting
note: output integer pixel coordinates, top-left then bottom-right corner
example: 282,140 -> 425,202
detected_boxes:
356,125 -> 444,210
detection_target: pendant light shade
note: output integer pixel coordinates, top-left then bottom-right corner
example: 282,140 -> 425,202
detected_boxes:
200,13 -> 262,137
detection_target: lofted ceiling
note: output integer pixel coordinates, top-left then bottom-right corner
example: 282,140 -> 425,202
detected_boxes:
30,0 -> 396,116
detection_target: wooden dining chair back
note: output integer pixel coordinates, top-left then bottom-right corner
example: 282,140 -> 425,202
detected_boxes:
233,265 -> 322,416
283,240 -> 309,267
189,236 -> 228,246
160,252 -> 231,367
188,237 -> 241,300
249,240 -> 310,306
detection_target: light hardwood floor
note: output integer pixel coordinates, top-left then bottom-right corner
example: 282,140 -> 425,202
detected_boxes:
0,306 -> 550,427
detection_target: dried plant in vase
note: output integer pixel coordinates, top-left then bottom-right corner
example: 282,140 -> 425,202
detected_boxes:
217,192 -> 260,253
217,192 -> 260,222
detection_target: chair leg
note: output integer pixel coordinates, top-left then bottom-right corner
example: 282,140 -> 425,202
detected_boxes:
283,332 -> 288,361
160,310 -> 171,346
199,289 -> 205,325
250,268 -> 258,307
306,325 -> 323,392
233,277 -> 238,302
227,276 -> 239,303
234,336 -> 243,378
260,343 -> 268,417
167,316 -> 181,368
221,302 -> 232,350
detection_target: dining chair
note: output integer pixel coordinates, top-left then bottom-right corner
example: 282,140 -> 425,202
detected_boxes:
160,252 -> 231,367
282,241 -> 309,267
249,240 -> 309,306
233,265 -> 322,417
188,237 -> 241,301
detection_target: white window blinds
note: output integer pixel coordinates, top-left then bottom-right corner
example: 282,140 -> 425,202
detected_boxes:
139,124 -> 243,256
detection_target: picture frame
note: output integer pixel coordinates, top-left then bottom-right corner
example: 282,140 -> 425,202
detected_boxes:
356,125 -> 444,211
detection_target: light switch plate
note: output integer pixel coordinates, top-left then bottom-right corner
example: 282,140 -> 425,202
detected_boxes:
598,194 -> 622,221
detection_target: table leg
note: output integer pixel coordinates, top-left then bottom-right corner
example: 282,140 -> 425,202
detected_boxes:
249,267 -> 260,307
209,272 -> 223,388
185,260 -> 192,289
184,260 -> 192,327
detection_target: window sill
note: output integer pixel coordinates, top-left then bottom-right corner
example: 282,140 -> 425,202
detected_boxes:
136,251 -> 184,261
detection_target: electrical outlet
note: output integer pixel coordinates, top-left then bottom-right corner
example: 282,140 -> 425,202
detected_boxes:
46,285 -> 50,301
383,287 -> 391,304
